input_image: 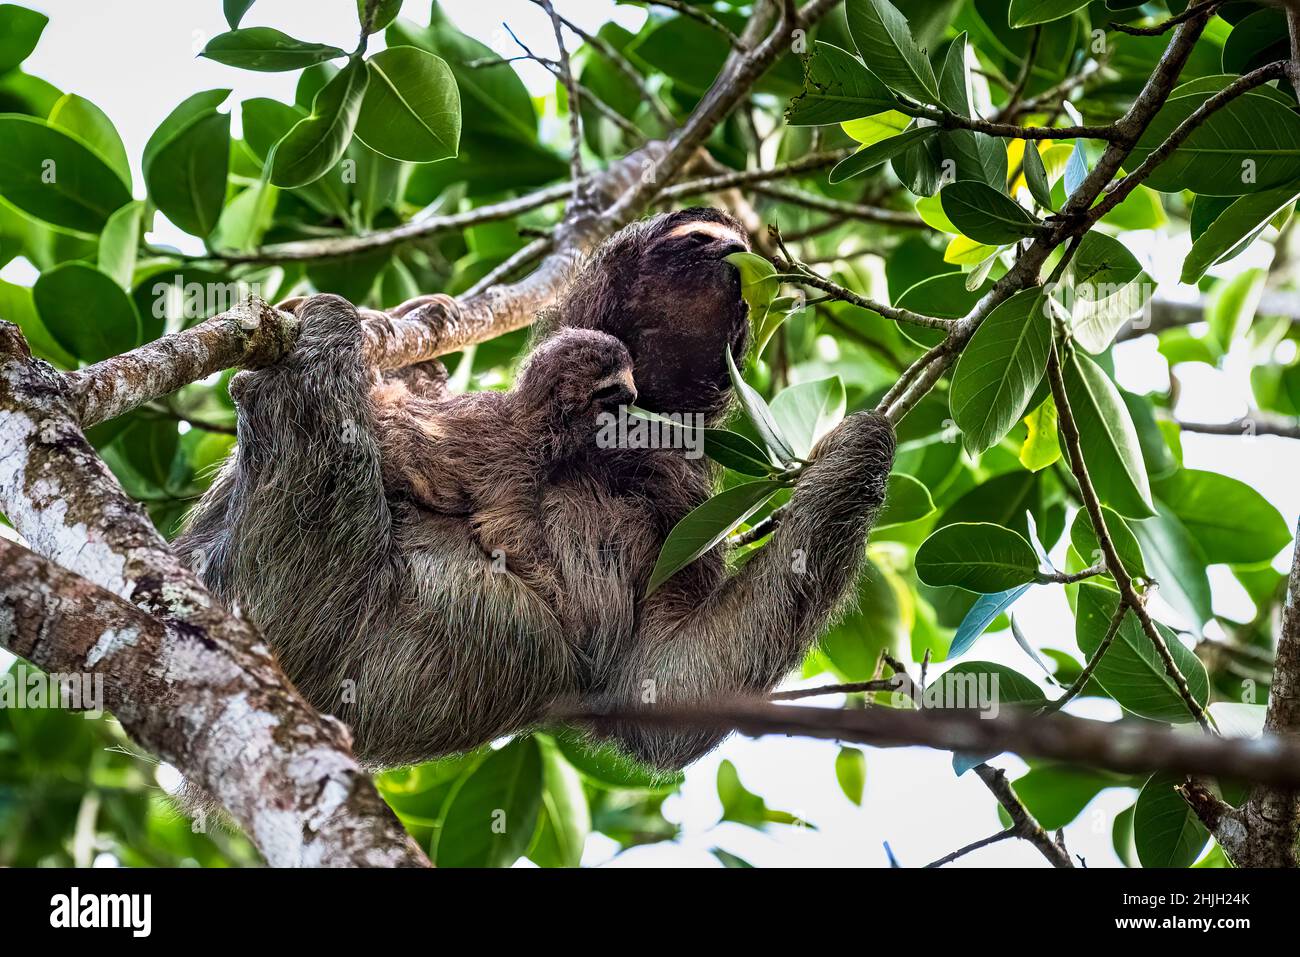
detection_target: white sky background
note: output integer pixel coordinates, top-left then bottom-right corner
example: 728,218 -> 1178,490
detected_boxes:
5,0 -> 1298,868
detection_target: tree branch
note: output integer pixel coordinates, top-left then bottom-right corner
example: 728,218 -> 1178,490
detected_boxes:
1214,519 -> 1300,865
573,698 -> 1300,789
0,325 -> 427,866
1046,341 -> 1211,730
59,0 -> 836,430
924,827 -> 1015,868
1089,59 -> 1289,221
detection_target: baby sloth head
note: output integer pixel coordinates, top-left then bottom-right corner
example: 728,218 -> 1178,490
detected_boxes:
516,329 -> 637,432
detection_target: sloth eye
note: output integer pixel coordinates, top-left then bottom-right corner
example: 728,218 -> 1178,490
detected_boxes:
590,383 -> 626,402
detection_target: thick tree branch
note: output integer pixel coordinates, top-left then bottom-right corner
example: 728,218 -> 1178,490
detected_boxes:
1214,520 -> 1300,865
0,325 -> 427,867
575,698 -> 1300,789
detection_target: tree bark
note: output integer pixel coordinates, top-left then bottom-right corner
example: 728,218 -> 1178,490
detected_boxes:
0,324 -> 427,866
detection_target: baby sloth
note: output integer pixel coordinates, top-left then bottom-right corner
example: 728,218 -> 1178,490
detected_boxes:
378,328 -> 636,597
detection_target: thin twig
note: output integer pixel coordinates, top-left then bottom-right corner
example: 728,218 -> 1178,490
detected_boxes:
628,0 -> 742,46
1090,59 -> 1289,221
542,3 -> 676,129
1044,600 -> 1129,714
1178,416 -> 1300,440
996,26 -> 1041,122
751,184 -> 927,228
1046,341 -> 1212,730
924,828 -> 1016,868
1111,0 -> 1224,36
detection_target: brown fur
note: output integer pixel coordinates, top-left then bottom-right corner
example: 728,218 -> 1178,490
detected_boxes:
176,208 -> 896,771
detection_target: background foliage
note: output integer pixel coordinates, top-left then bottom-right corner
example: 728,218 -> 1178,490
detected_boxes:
0,0 -> 1296,867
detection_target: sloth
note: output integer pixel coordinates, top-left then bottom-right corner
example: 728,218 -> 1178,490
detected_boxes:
176,207 -> 896,771
375,327 -> 637,600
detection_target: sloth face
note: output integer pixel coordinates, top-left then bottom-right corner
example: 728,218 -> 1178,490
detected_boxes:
542,207 -> 752,421
519,328 -> 637,426
617,209 -> 753,418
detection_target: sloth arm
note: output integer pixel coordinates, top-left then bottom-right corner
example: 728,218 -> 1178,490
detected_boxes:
588,412 -> 897,770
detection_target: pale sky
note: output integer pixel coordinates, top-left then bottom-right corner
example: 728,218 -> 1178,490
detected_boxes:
6,0 -> 1296,868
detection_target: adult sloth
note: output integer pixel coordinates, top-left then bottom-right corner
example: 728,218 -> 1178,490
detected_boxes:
176,208 -> 895,770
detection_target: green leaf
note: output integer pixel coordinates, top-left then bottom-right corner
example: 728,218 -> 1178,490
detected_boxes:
915,522 -> 1040,593
202,28 -> 346,72
842,108 -> 909,146
1130,91 -> 1300,196
702,429 -> 778,476
942,661 -> 1047,709
0,115 -> 132,233
271,57 -> 368,188
1153,469 -> 1290,566
97,200 -> 145,290
845,0 -> 939,104
646,480 -> 784,596
1182,185 -> 1300,283
1134,772 -> 1209,868
1063,351 -> 1155,518
1000,765 -> 1117,830
436,738 -> 543,868
223,0 -> 256,29
47,93 -> 131,189
1070,506 -> 1146,578
0,4 -> 47,74
552,730 -> 682,790
359,0 -> 403,34
949,585 -> 1032,659
935,34 -> 1007,190
146,111 -> 230,237
1207,267 -> 1266,351
388,15 -> 536,145
940,181 -> 1043,244
1068,232 -> 1152,355
718,760 -> 809,829
354,45 -> 460,163
835,747 -> 867,805
785,42 -> 896,126
630,407 -> 778,476
950,286 -> 1052,454
1019,396 -> 1061,471
33,263 -> 141,364
1008,0 -> 1090,27
0,278 -> 75,368
1075,583 -> 1209,722
143,89 -> 231,175
770,377 -> 846,460
533,736 -> 590,868
212,179 -> 277,253
876,472 -> 935,529
726,348 -> 796,464
1130,508 -> 1211,633
240,98 -> 351,220
1022,140 -> 1054,209
753,295 -> 805,358
829,125 -> 939,183
725,250 -> 779,316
